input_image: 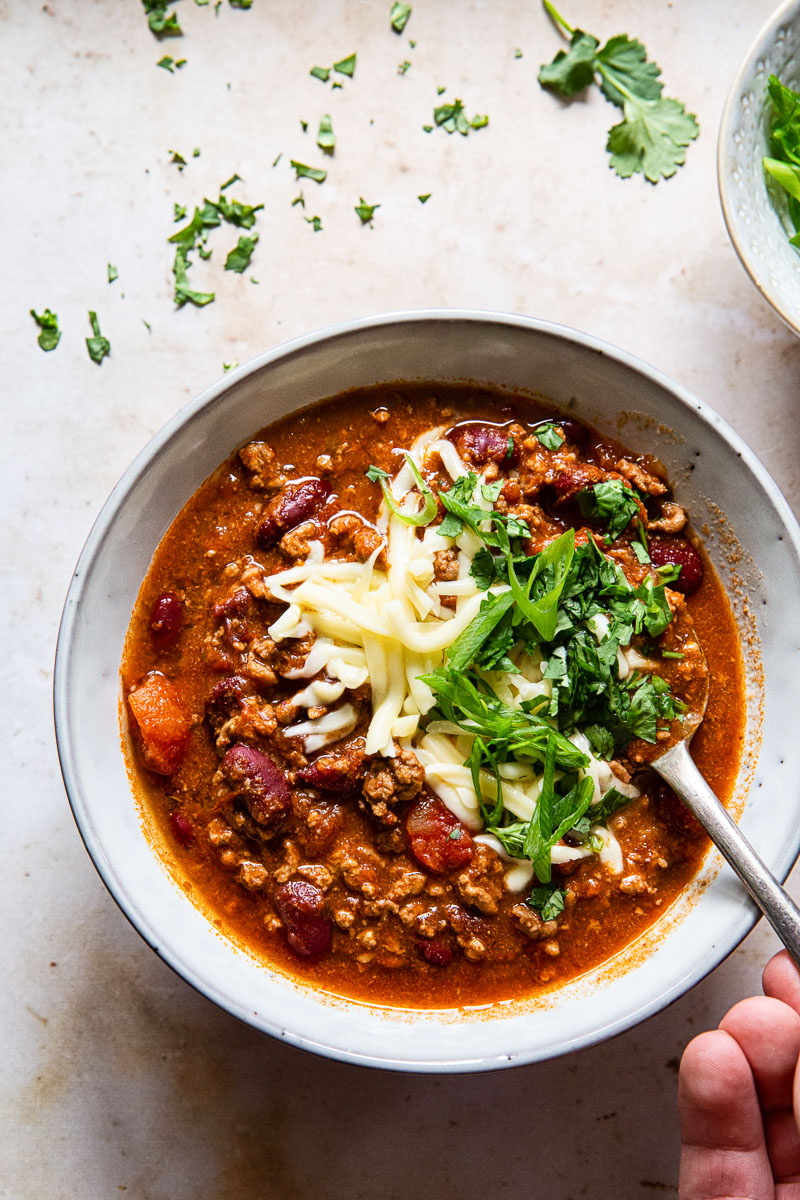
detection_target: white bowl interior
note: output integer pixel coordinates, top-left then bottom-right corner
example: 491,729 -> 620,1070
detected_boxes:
55,311 -> 800,1071
719,0 -> 800,333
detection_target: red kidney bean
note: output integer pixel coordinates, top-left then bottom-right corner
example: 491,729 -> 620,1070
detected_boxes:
212,587 -> 252,621
406,794 -> 474,873
448,423 -> 516,466
274,880 -> 332,957
169,810 -> 195,846
220,743 -> 290,827
556,418 -> 590,446
648,535 -> 703,595
417,938 -> 454,967
255,478 -> 332,549
296,741 -> 367,794
205,675 -> 248,734
149,592 -> 184,651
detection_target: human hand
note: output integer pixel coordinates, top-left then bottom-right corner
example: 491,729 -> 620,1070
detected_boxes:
678,950 -> 800,1198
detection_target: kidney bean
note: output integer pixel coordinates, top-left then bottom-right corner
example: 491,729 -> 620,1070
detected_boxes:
127,673 -> 191,775
296,740 -> 367,794
557,418 -> 590,446
149,592 -> 184,652
448,423 -> 516,466
205,675 -> 248,734
406,794 -> 474,873
417,938 -> 454,967
274,880 -> 332,957
647,535 -> 703,595
169,810 -> 195,846
254,478 -> 332,549
220,743 -> 290,827
212,587 -> 252,622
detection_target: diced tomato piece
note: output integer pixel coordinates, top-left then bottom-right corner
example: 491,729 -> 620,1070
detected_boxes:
127,672 -> 191,775
406,794 -> 474,873
648,536 -> 703,595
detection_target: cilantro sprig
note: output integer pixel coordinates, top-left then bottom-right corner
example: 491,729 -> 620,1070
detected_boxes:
538,1 -> 699,183
30,308 -> 61,352
167,183 -> 263,306
763,75 -> 800,248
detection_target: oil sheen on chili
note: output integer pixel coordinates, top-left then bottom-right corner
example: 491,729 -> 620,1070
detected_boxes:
121,384 -> 745,1008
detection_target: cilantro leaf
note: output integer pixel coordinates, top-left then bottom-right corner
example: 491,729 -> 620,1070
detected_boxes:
157,56 -> 176,71
333,53 -> 357,77
606,95 -> 699,183
434,98 -> 488,135
317,114 -> 335,154
390,2 -> 412,33
528,884 -> 566,922
538,29 -> 599,96
534,421 -> 565,451
305,215 -> 323,231
86,311 -> 110,365
291,160 -> 327,183
577,479 -> 640,541
595,34 -> 663,105
224,233 -> 258,272
418,192 -> 431,203
30,308 -> 61,351
355,197 -> 380,223
107,263 -> 118,283
143,1 -> 182,36
310,66 -> 330,82
172,248 -> 215,307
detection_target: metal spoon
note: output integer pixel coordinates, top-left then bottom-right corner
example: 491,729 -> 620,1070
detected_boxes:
652,670 -> 800,966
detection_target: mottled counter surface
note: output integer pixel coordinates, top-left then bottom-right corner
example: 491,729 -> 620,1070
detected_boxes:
4,2 -> 799,1197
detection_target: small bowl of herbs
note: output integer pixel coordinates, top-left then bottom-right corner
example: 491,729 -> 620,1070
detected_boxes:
719,0 -> 800,333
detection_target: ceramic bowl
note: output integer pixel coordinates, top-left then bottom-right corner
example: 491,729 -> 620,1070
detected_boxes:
54,310 -> 800,1072
719,0 -> 800,334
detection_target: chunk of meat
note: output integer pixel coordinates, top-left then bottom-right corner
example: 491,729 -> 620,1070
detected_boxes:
292,796 -> 344,856
550,462 -> 608,502
148,592 -> 184,652
238,441 -> 283,491
406,793 -> 474,872
448,423 -> 515,466
274,880 -> 332,957
646,501 -> 687,535
254,478 -> 332,549
219,744 -> 290,828
456,843 -> 505,915
511,902 -> 559,941
128,673 -> 191,775
297,738 -> 367,794
433,549 -> 459,581
614,458 -> 668,496
328,512 -> 387,567
362,746 -> 425,826
647,535 -> 703,595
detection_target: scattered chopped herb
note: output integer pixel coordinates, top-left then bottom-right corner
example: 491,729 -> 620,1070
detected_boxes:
534,421 -> 565,451
763,76 -> 800,248
422,124 -> 433,133
433,98 -> 489,135
292,192 -> 305,207
317,113 -> 335,153
305,215 -> 323,231
193,147 -> 200,157
142,1 -> 182,37
86,311 -> 111,364
169,150 -> 187,168
577,479 -> 641,542
437,85 -> 446,95
409,38 -> 416,48
224,233 -> 258,273
332,81 -> 343,90
300,119 -> 308,132
291,160 -> 327,183
355,197 -> 380,223
515,48 -> 523,59
310,65 -> 331,82
142,319 -> 152,331
172,249 -> 215,306
528,884 -> 566,921
390,2 -> 412,33
175,58 -> 186,67
272,152 -> 282,167
661,649 -> 685,660
30,308 -> 61,351
448,827 -> 463,841
250,277 -> 259,283
223,359 -> 239,371
398,60 -> 412,75
539,0 -> 698,183
107,263 -> 119,283
333,52 -> 357,77
418,192 -> 431,203
173,202 -> 187,221
229,0 -> 252,8
157,55 -> 176,71
220,173 -> 241,190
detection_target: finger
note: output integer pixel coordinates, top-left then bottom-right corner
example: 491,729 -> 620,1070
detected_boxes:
720,995 -> 800,1113
764,951 -> 800,1015
679,1029 -> 774,1200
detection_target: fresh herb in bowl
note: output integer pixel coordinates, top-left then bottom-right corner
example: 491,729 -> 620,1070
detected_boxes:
763,74 -> 800,248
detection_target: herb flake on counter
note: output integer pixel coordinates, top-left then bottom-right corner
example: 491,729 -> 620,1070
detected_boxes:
173,203 -> 187,221
355,197 -> 380,223
173,249 -> 215,307
317,114 -> 335,154
763,75 -> 800,246
143,1 -> 182,36
158,55 -> 176,71
86,311 -> 111,364
107,263 -> 119,283
223,359 -> 239,371
391,2 -> 412,33
310,65 -> 331,82
333,52 -> 357,77
433,98 -> 489,135
292,192 -> 305,207
224,234 -> 258,273
30,308 -> 61,351
398,60 -> 412,75
229,0 -> 252,8
220,173 -> 241,190
291,160 -> 327,183
305,215 -> 323,231
538,0 -> 698,183
418,193 -> 431,203
169,150 -> 187,169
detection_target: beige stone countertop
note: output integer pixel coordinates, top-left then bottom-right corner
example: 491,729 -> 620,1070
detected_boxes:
4,1 -> 800,1197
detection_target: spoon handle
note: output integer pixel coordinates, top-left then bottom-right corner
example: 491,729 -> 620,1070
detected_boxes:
656,745 -> 800,967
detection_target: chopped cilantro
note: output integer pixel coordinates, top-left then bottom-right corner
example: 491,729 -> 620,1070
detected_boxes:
291,160 -> 327,183
398,60 -> 412,75
292,192 -> 305,207
577,478 -> 640,542
433,98 -> 489,135
448,827 -> 462,841
355,197 -> 380,223
157,56 -> 176,71
515,48 -> 523,59
169,149 -> 186,168
220,173 -> 241,191
418,192 -> 431,203
422,124 -> 433,133
86,311 -> 110,364
437,85 -> 446,95
528,884 -> 566,921
229,0 -> 252,7
534,421 -> 565,451
142,319 -> 152,331
172,248 -> 215,307
390,2 -> 412,33
300,119 -> 308,132
317,114 -> 335,154
333,52 -> 357,77
763,76 -> 800,247
272,152 -> 282,167
661,649 -> 685,660
142,1 -> 182,36
30,308 -> 61,351
310,66 -> 331,82
107,263 -> 118,283
193,147 -> 200,156
223,359 -> 239,371
538,0 -> 698,183
173,202 -> 187,221
224,234 -> 258,272
305,215 -> 323,231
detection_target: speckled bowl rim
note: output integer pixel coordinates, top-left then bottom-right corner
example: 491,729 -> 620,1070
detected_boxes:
54,309 -> 800,1073
718,0 -> 800,336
